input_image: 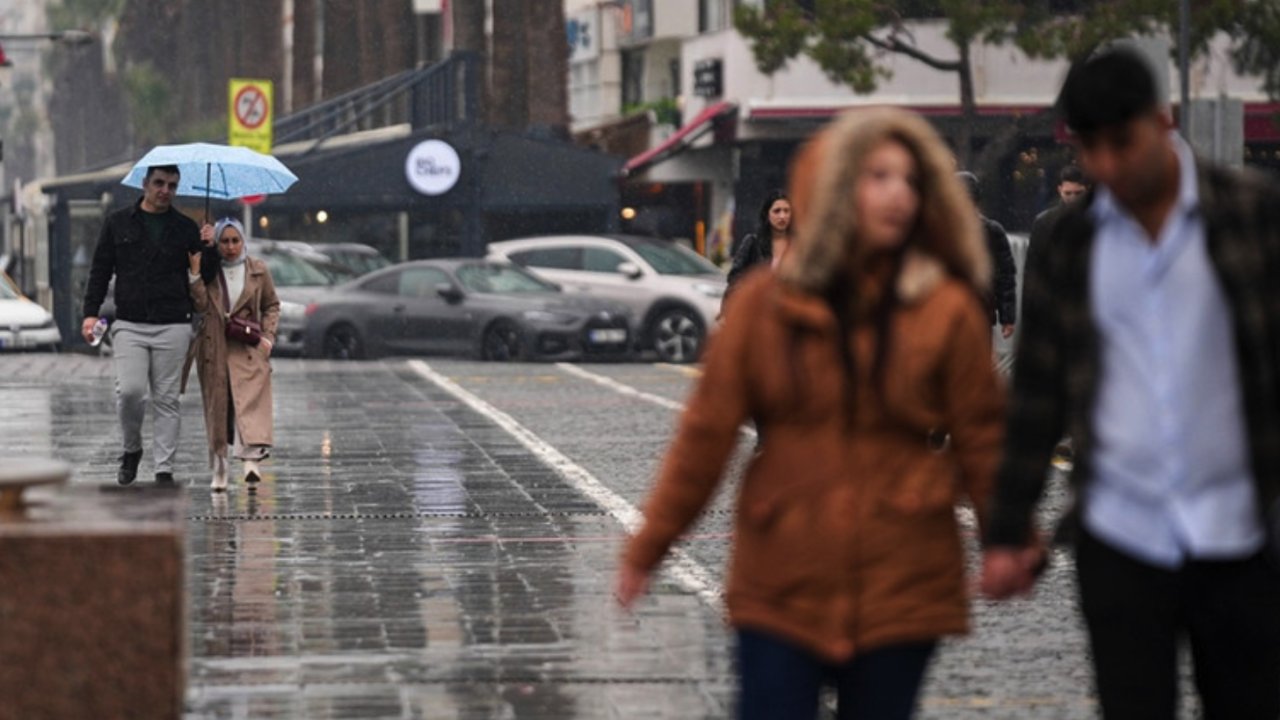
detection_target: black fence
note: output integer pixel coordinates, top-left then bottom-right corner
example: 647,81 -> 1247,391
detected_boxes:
274,51 -> 480,150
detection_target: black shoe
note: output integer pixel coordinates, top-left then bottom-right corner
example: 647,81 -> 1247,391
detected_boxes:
118,450 -> 142,486
155,472 -> 176,485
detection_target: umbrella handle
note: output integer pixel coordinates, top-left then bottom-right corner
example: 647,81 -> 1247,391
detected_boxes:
204,163 -> 211,225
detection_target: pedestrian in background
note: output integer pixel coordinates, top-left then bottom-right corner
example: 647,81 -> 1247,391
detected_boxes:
81,164 -> 212,485
185,218 -> 280,492
726,190 -> 792,297
617,108 -> 1005,720
1025,164 -> 1090,283
955,171 -> 1018,342
982,46 -> 1280,719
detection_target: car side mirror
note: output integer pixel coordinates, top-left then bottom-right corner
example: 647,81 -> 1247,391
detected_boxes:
616,262 -> 643,280
436,283 -> 464,303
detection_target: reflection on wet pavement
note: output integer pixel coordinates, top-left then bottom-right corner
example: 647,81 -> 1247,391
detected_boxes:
0,356 -> 732,718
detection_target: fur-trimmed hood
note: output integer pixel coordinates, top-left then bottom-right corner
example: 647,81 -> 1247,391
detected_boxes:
778,108 -> 990,304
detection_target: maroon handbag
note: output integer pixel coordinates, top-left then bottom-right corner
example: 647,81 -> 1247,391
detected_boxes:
218,269 -> 262,346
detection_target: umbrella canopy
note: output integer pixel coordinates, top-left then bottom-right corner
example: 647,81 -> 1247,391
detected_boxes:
121,142 -> 298,200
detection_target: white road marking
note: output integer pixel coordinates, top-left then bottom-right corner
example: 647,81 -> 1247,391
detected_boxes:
556,363 -> 685,411
406,360 -> 724,608
556,362 -> 756,438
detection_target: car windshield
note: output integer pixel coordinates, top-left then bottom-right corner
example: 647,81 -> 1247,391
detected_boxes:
629,241 -> 721,276
0,281 -> 18,300
333,252 -> 391,275
260,251 -> 333,287
455,263 -> 556,294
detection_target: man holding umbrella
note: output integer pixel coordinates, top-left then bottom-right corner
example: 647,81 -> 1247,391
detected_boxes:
82,164 -> 216,485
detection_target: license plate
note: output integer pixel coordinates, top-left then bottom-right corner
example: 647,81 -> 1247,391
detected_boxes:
588,329 -> 627,344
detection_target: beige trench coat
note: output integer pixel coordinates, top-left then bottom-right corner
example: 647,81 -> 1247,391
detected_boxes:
183,257 -> 281,464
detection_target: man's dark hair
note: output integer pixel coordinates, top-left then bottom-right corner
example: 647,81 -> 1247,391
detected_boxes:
1058,164 -> 1087,186
145,164 -> 181,180
1056,46 -> 1159,137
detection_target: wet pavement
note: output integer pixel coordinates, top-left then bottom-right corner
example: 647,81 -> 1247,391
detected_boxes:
0,354 -> 1203,718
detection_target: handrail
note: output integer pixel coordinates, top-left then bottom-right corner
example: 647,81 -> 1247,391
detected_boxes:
274,51 -> 479,148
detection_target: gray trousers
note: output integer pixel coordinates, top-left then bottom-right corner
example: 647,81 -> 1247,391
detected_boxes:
111,321 -> 192,472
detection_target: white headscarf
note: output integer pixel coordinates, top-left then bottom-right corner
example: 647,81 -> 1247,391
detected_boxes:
214,217 -> 249,267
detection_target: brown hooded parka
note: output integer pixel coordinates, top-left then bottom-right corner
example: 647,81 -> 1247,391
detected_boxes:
623,108 -> 1006,662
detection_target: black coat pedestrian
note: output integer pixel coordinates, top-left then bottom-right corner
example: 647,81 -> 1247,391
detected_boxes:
83,199 -> 214,324
982,216 -> 1018,327
726,232 -> 773,292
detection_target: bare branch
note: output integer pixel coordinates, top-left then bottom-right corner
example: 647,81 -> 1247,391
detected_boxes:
860,32 -> 962,72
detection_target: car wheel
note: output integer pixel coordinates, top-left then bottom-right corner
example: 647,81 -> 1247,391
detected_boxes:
649,307 -> 703,364
481,321 -> 523,362
323,323 -> 364,360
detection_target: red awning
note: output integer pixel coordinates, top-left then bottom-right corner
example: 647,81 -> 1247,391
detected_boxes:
623,101 -> 737,176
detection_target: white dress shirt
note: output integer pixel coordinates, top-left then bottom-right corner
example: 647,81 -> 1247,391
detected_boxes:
1084,133 -> 1264,568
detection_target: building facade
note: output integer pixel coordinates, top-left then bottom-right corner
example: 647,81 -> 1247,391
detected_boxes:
569,0 -> 1278,257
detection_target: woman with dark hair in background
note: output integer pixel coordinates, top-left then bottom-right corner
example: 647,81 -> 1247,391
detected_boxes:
726,190 -> 792,296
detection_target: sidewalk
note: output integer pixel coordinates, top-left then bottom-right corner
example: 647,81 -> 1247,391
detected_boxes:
0,356 -> 733,719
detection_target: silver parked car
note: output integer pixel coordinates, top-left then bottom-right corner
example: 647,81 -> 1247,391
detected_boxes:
486,235 -> 725,363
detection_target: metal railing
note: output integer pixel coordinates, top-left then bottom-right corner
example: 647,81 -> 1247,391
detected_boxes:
274,51 -> 480,151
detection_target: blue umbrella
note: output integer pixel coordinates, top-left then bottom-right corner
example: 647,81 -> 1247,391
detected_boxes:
121,142 -> 298,220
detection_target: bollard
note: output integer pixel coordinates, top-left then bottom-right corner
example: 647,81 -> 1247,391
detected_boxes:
0,459 -> 186,720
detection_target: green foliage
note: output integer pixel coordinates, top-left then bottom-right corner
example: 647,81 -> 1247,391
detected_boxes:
733,0 -> 1020,94
732,1 -> 813,76
1007,0 -> 1244,61
47,0 -> 126,29
122,61 -> 172,146
624,97 -> 682,127
1232,1 -> 1280,98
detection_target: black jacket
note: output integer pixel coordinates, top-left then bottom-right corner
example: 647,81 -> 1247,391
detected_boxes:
83,200 -> 212,324
726,233 -> 772,293
982,216 -> 1018,326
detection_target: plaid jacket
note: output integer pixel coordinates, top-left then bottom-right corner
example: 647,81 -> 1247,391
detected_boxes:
986,161 -> 1280,547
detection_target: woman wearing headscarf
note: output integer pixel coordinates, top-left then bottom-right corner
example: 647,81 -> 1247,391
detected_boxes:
186,217 -> 280,491
616,108 -> 1006,719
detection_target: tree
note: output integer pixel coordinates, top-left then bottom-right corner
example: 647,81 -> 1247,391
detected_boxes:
735,0 -> 1022,167
734,0 -> 1277,168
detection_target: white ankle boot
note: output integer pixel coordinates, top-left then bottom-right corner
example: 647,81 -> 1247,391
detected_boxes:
243,459 -> 262,485
211,455 -> 229,492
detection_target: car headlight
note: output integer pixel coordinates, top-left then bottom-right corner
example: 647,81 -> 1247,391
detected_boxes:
522,310 -> 577,325
279,301 -> 306,322
693,282 -> 726,299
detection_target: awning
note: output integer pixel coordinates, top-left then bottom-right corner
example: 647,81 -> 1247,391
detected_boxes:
623,101 -> 737,177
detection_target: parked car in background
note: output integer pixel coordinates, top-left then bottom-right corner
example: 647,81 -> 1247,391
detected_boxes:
303,259 -> 633,362
0,272 -> 62,351
308,242 -> 392,276
486,235 -> 726,363
249,241 -> 344,356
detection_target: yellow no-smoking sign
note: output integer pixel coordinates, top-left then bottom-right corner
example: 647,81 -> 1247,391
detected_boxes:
228,79 -> 273,154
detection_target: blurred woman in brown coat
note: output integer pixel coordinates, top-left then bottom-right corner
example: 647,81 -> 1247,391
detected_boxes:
187,218 -> 280,492
616,108 -> 1005,719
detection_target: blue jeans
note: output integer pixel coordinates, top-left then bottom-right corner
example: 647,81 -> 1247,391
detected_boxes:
737,629 -> 936,720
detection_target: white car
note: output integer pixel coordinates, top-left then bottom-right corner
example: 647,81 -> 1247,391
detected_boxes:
487,235 -> 725,363
0,276 -> 62,351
